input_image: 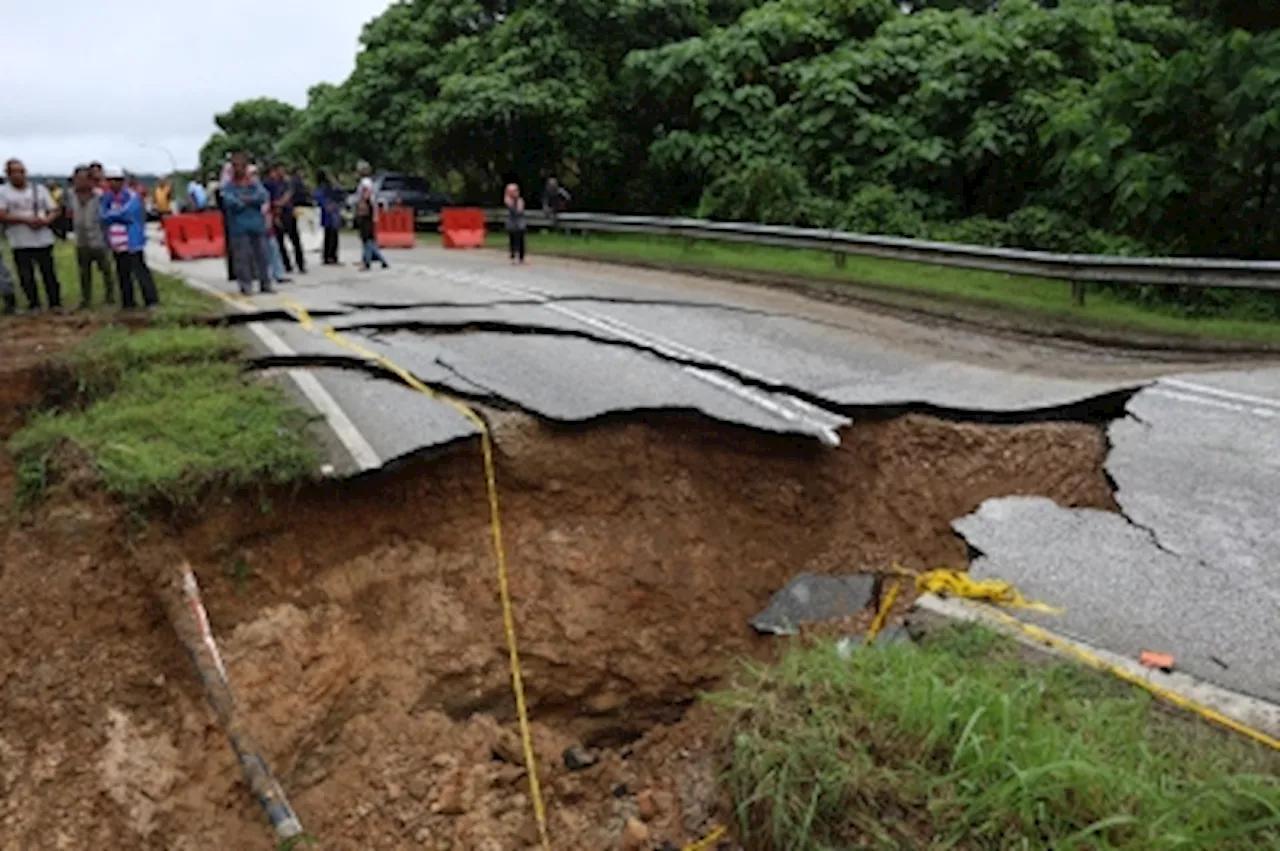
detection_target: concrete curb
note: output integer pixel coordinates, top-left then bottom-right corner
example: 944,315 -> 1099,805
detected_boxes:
911,593 -> 1280,741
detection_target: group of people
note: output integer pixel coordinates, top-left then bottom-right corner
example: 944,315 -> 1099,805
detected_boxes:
0,159 -> 160,314
504,176 -> 571,264
210,155 -> 382,295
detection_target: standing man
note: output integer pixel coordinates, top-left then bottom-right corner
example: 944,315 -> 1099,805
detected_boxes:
154,175 -> 174,217
315,169 -> 342,265
186,175 -> 207,211
100,167 -> 160,310
0,158 -> 63,313
265,164 -> 305,274
542,176 -> 571,229
221,152 -> 273,295
354,160 -> 388,270
67,165 -> 116,308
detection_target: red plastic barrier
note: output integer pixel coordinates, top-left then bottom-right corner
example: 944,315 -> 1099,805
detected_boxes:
161,211 -> 225,260
376,206 -> 415,249
440,207 -> 487,249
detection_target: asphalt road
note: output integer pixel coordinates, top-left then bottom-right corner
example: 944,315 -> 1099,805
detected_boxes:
153,239 -> 1280,707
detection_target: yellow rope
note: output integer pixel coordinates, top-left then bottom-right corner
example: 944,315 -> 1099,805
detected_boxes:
864,578 -> 901,644
914,568 -> 1062,614
682,825 -> 727,851
271,296 -> 552,849
980,606 -> 1280,753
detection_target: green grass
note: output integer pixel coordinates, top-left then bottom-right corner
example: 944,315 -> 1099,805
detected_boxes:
712,625 -> 1280,850
8,324 -> 319,506
2,240 -> 218,323
527,232 -> 1280,345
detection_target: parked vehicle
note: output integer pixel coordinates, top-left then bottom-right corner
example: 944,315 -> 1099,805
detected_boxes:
343,174 -> 451,224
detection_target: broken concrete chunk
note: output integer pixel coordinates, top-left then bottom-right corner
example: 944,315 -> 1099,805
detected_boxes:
750,573 -> 876,636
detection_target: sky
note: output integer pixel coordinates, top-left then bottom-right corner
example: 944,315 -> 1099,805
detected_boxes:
3,0 -> 394,176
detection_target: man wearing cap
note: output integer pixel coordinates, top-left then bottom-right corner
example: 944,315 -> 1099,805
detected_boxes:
0,158 -> 63,313
100,166 -> 160,310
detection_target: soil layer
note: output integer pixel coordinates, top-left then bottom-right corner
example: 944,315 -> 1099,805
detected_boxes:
1,345 -> 1114,849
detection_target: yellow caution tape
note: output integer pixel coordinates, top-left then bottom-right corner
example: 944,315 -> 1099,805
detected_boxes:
981,606 -> 1280,753
225,292 -> 552,850
864,578 -> 901,644
915,568 -> 1062,615
683,825 -> 727,851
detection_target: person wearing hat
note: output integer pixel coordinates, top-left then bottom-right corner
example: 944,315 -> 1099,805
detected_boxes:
100,166 -> 160,310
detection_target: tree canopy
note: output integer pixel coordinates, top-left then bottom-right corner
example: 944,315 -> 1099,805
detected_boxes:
201,0 -> 1280,263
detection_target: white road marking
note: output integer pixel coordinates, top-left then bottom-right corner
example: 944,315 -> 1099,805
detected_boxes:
174,272 -> 383,473
1159,378 -> 1280,413
411,266 -> 848,446
1148,388 -> 1276,418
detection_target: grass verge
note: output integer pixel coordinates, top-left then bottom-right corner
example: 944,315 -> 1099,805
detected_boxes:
712,624 -> 1280,850
9,323 -> 319,507
2,240 -> 217,323
526,232 -> 1280,346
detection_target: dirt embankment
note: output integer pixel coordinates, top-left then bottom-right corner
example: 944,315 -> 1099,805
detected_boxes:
0,335 -> 1115,850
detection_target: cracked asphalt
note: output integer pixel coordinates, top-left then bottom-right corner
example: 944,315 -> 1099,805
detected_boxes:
153,239 -> 1280,706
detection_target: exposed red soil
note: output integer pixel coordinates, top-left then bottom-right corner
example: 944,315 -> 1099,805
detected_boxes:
0,325 -> 1115,850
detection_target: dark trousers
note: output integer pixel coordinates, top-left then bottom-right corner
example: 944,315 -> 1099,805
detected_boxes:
508,230 -> 526,261
276,214 -> 306,272
322,227 -> 340,264
220,204 -> 235,282
77,245 -> 117,306
12,246 -> 62,310
113,251 -> 160,309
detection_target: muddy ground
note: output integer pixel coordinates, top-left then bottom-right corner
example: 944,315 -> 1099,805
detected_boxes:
0,318 -> 1117,850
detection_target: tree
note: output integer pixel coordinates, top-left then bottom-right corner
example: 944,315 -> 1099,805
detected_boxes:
198,98 -> 300,175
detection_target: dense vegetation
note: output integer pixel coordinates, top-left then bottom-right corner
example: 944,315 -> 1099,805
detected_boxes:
200,1 -> 1280,274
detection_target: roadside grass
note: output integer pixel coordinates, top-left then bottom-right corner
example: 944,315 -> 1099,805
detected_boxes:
1,240 -> 217,323
526,232 -> 1280,345
712,624 -> 1280,850
8,323 -> 319,507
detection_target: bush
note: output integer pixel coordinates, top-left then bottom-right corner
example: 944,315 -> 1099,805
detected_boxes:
839,184 -> 928,237
697,160 -> 818,225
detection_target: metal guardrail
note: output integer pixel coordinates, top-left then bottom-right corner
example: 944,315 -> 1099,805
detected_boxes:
420,209 -> 1280,302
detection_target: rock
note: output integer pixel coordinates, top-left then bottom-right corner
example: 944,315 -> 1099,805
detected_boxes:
612,783 -> 630,798
562,746 -> 599,772
636,788 -> 658,820
750,573 -> 876,636
492,730 -> 526,766
619,817 -> 650,851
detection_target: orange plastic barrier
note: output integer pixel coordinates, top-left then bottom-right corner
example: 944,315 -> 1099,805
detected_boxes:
161,211 -> 225,260
440,207 -> 487,249
376,206 -> 415,249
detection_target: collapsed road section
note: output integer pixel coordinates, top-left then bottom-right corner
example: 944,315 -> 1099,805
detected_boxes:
8,251 -> 1279,848
3,376 -> 1117,848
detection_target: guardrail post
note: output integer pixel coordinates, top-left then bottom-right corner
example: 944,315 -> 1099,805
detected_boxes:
834,252 -> 847,270
1071,280 -> 1087,307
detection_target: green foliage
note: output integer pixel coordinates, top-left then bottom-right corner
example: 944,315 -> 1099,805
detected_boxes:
712,625 -> 1280,849
198,97 -> 300,176
9,327 -> 318,507
199,0 -> 1280,317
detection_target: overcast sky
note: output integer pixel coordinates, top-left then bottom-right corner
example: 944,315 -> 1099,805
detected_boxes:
4,0 -> 394,175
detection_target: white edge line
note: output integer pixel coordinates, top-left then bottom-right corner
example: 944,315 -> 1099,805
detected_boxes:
177,274 -> 383,473
914,593 -> 1280,740
1148,388 -> 1276,418
1161,377 -> 1280,411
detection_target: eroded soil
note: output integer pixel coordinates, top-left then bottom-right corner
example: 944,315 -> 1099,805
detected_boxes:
0,322 -> 1116,850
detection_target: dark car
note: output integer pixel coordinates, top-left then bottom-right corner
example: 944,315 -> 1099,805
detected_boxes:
345,173 -> 451,221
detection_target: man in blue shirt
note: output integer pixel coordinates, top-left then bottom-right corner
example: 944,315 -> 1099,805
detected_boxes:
222,152 -> 273,295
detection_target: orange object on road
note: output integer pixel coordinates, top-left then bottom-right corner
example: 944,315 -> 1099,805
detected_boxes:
161,211 -> 225,260
1139,651 -> 1175,671
376,206 -> 415,249
440,207 -> 487,249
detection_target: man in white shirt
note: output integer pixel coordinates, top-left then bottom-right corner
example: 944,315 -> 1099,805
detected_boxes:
0,158 -> 62,313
